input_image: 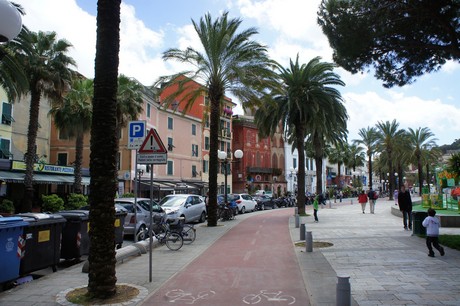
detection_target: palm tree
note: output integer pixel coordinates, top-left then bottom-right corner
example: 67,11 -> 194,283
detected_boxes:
407,127 -> 438,195
49,78 -> 93,194
328,143 -> 348,189
157,12 -> 276,226
15,30 -> 76,212
256,56 -> 347,214
86,0 -> 121,298
375,120 -> 406,200
354,127 -> 378,189
116,74 -> 143,136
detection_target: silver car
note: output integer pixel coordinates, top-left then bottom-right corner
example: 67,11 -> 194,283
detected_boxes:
159,194 -> 207,224
114,198 -> 164,236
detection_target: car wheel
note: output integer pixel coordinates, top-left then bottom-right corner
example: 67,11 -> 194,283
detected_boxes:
136,225 -> 147,240
199,211 -> 206,223
241,206 -> 246,214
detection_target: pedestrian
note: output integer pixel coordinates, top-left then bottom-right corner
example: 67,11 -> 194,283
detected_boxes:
367,188 -> 377,214
422,208 -> 445,257
393,189 -> 398,206
339,190 -> 343,202
358,190 -> 368,214
313,194 -> 319,222
397,185 -> 413,230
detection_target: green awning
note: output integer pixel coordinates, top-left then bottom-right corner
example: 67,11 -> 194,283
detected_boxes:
0,171 -> 90,185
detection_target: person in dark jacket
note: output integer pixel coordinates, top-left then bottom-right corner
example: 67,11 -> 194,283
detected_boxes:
398,185 -> 413,230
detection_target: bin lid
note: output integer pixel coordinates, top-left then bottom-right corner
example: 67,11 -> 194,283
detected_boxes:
0,216 -> 28,229
16,213 -> 66,225
57,210 -> 89,221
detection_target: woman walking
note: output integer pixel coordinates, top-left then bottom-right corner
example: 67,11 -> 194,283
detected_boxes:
358,190 -> 368,214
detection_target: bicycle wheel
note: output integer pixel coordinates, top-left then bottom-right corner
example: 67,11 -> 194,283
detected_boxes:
181,225 -> 196,245
165,232 -> 183,251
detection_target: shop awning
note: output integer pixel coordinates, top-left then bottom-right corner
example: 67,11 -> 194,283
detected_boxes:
0,171 -> 90,185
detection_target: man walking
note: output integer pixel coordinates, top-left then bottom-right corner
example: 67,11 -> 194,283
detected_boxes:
398,185 -> 413,230
367,188 -> 377,214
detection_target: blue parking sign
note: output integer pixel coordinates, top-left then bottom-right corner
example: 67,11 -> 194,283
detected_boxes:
128,121 -> 146,149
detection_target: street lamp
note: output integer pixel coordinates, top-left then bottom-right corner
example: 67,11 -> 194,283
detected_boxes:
395,172 -> 399,190
289,167 -> 297,194
0,0 -> 22,43
381,179 -> 385,192
218,149 -> 243,205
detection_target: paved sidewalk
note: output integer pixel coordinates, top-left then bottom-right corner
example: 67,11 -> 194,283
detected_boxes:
1,197 -> 459,305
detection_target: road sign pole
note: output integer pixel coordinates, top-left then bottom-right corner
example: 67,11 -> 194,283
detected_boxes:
133,150 -> 138,242
149,163 -> 154,283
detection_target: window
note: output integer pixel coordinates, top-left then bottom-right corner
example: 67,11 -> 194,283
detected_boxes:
293,158 -> 297,170
192,165 -> 197,177
192,144 -> 199,157
1,103 -> 14,126
168,137 -> 174,151
202,160 -> 209,173
204,137 -> 210,150
192,124 -> 196,135
167,160 -> 173,175
0,139 -> 12,159
57,153 -> 68,166
167,117 -> 173,130
147,103 -> 151,118
204,114 -> 210,128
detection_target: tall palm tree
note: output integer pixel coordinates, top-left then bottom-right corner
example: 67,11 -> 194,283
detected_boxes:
375,120 -> 406,200
87,0 -> 121,298
116,74 -> 143,136
49,78 -> 93,194
407,127 -> 437,195
353,127 -> 378,189
328,142 -> 348,189
256,56 -> 347,213
15,30 -> 76,212
157,12 -> 276,226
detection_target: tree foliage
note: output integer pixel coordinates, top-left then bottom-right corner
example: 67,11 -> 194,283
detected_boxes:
318,0 -> 460,87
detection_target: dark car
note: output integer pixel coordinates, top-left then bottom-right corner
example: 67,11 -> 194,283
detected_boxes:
253,194 -> 276,210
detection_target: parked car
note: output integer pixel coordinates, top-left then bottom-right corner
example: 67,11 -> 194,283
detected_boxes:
253,194 -> 276,209
159,194 -> 207,224
114,198 -> 164,237
230,193 -> 257,213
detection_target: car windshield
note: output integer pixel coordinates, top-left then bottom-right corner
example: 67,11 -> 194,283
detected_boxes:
115,202 -> 135,213
159,196 -> 185,208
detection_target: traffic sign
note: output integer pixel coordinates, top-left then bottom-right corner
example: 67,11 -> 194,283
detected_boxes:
137,128 -> 167,164
128,121 -> 146,149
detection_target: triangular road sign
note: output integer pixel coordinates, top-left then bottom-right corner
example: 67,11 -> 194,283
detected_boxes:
138,128 -> 167,154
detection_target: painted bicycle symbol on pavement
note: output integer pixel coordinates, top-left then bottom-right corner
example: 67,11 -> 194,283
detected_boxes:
165,289 -> 216,304
243,290 -> 296,304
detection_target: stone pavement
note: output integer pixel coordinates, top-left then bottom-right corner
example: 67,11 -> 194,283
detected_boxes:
0,196 -> 459,305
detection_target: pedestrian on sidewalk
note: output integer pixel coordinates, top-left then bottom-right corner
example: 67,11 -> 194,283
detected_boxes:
367,188 -> 377,214
313,194 -> 319,222
358,190 -> 368,214
397,185 -> 413,230
422,208 -> 445,257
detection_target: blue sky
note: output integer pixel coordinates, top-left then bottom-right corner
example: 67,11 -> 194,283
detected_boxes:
15,0 -> 460,146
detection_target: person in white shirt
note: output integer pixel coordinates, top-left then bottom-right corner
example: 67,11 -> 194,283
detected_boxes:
422,208 -> 445,257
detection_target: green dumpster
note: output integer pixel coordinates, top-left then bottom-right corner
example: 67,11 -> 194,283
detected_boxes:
412,211 -> 428,235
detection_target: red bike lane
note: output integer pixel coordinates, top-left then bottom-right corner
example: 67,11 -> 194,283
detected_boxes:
142,208 -> 310,305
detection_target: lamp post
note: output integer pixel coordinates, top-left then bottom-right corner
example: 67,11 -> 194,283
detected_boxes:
381,179 -> 385,193
218,149 -> 243,205
0,0 -> 22,43
395,172 -> 399,190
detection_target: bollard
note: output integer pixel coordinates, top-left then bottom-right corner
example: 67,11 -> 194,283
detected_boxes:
300,223 -> 306,240
295,214 -> 300,228
336,275 -> 351,306
294,207 -> 298,216
306,231 -> 313,252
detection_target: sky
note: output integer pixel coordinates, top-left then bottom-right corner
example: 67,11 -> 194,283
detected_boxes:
13,0 -> 460,146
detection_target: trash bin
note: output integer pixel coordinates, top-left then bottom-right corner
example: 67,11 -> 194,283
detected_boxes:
0,217 -> 28,283
114,207 -> 127,249
16,213 -> 66,274
412,211 -> 428,235
58,210 -> 90,260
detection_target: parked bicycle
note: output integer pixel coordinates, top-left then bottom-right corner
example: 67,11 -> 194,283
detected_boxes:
136,214 -> 184,251
170,218 -> 196,245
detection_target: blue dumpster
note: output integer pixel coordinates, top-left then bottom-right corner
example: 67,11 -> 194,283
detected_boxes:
16,213 -> 66,274
0,217 -> 28,283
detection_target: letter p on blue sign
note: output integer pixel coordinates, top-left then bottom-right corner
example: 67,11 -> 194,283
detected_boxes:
128,121 -> 146,149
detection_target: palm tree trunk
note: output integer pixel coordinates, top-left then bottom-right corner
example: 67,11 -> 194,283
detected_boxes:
21,87 -> 41,213
87,0 -> 120,298
418,158 -> 423,196
296,129 -> 306,215
73,134 -> 83,194
207,86 -> 223,226
368,154 -> 373,189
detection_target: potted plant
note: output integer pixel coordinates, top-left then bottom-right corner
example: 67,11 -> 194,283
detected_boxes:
0,199 -> 15,216
41,194 -> 65,213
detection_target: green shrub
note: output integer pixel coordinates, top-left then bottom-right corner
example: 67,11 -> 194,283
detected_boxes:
0,199 -> 15,214
66,193 -> 88,210
120,193 -> 134,198
41,194 -> 65,213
